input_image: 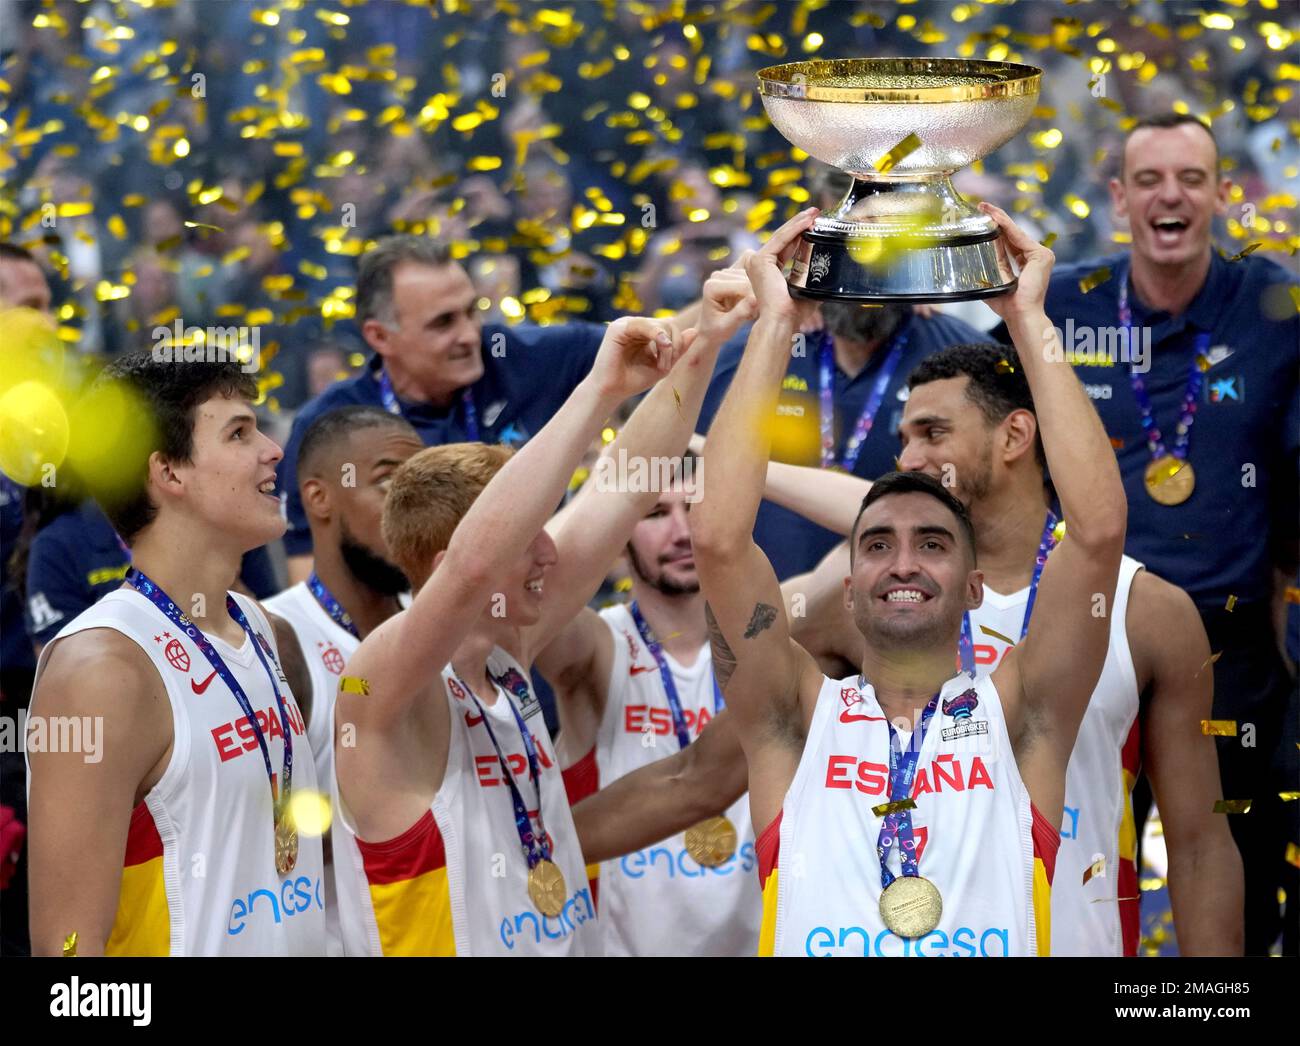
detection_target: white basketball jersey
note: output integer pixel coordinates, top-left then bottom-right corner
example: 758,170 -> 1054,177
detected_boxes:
28,588 -> 326,956
592,604 -> 761,956
966,555 -> 1144,956
758,672 -> 1058,957
263,580 -> 359,957
332,647 -> 599,955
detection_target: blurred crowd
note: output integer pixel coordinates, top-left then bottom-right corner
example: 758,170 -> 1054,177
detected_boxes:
2,0 -> 1295,416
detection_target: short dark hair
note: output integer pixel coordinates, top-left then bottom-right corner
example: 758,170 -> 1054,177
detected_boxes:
849,471 -> 977,565
92,351 -> 258,543
907,342 -> 1045,470
356,235 -> 454,326
297,406 -> 419,481
0,243 -> 38,264
1124,112 -> 1218,174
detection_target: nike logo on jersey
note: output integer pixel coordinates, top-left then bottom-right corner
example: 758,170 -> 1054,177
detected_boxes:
838,686 -> 885,724
191,670 -> 218,695
465,710 -> 484,727
628,664 -> 656,676
840,709 -> 887,724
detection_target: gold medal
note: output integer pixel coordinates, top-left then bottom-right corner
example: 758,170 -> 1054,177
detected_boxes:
527,859 -> 568,917
878,875 -> 943,938
1144,455 -> 1195,506
274,813 -> 299,877
684,815 -> 738,868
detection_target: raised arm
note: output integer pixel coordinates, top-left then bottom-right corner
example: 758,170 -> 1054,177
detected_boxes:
27,632 -> 172,955
570,708 -> 748,864
1134,572 -> 1244,955
764,460 -> 872,537
984,204 -> 1127,790
691,210 -> 825,789
344,319 -> 684,728
523,263 -> 759,662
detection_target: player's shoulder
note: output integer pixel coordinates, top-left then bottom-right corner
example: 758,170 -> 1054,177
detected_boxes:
37,625 -> 159,706
1124,568 -> 1204,664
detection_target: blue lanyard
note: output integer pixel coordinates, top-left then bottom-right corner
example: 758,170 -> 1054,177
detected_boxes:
1118,264 -> 1208,464
958,511 -> 1058,676
628,601 -> 724,752
874,688 -> 940,889
306,571 -> 359,639
377,367 -> 479,441
127,568 -> 294,810
818,328 -> 909,473
455,669 -> 553,869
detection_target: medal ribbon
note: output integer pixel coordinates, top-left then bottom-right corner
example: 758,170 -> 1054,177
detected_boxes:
455,671 -> 553,869
378,367 -> 479,441
127,568 -> 293,816
1117,264 -> 1208,465
628,600 -> 724,752
818,328 -> 909,473
874,689 -> 940,889
306,571 -> 359,639
958,511 -> 1058,676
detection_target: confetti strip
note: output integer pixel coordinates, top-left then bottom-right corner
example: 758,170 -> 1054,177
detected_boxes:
1214,799 -> 1252,814
1224,594 -> 1237,612
872,798 -> 917,817
339,677 -> 370,696
1201,719 -> 1237,736
994,358 -> 1015,374
1280,791 -> 1300,802
1196,651 -> 1224,676
1285,586 -> 1300,605
1078,266 -> 1112,294
1226,242 -> 1262,262
978,624 -> 1017,647
62,932 -> 77,957
874,133 -> 921,175
1288,843 -> 1300,869
1082,854 -> 1106,886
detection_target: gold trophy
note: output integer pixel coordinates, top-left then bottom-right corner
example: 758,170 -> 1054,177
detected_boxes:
757,58 -> 1042,302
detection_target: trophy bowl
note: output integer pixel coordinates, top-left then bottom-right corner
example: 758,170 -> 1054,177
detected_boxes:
757,58 -> 1042,302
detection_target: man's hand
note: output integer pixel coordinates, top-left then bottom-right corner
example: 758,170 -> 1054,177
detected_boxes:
696,264 -> 758,346
980,201 -> 1054,323
586,316 -> 687,402
743,207 -> 820,322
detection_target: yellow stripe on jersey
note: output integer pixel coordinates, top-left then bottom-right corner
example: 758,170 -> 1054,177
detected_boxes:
1118,768 -> 1138,862
758,868 -> 780,957
1032,857 -> 1052,957
105,856 -> 170,956
368,866 -> 456,956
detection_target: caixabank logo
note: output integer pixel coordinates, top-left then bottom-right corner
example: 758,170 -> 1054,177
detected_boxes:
940,689 -> 988,742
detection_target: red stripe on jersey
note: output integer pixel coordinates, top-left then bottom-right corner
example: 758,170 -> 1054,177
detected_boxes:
561,745 -> 599,806
756,811 -> 782,888
1030,803 -> 1060,885
356,810 -> 447,886
122,801 -> 164,867
1121,715 -> 1141,778
1118,852 -> 1139,956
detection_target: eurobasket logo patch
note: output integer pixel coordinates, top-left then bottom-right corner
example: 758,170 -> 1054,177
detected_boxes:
941,688 -> 988,742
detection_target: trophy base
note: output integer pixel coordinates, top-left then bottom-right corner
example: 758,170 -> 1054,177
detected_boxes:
788,230 -> 1015,303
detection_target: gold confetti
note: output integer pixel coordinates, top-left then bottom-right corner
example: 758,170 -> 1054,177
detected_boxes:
1279,791 -> 1300,802
1214,799 -> 1252,814
62,931 -> 77,957
1224,594 -> 1237,612
1082,855 -> 1106,885
1284,586 -> 1300,605
1196,651 -> 1223,675
1201,719 -> 1237,736
184,220 -> 224,233
874,133 -> 921,175
1288,843 -> 1300,869
994,358 -> 1015,374
978,624 -> 1016,646
1078,266 -> 1112,294
339,677 -> 370,696
871,798 -> 917,817
1226,242 -> 1262,262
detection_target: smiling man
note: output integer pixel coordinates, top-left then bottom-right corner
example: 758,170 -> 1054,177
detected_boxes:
27,352 -> 325,955
1022,112 -> 1300,954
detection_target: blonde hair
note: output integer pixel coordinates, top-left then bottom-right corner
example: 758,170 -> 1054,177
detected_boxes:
382,442 -> 513,588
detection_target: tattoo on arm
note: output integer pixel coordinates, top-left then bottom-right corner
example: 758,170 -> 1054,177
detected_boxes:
704,603 -> 738,691
743,602 -> 778,639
